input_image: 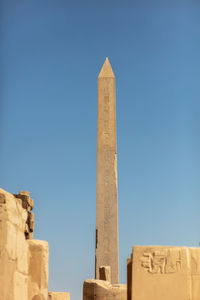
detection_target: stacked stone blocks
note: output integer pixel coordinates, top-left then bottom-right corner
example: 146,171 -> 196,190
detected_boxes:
0,188 -> 70,300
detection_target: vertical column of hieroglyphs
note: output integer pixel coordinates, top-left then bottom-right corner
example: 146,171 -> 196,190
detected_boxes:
95,58 -> 119,284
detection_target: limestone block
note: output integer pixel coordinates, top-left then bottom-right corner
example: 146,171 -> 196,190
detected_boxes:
99,266 -> 111,282
83,279 -> 127,300
28,240 -> 49,300
48,292 -> 70,300
130,246 -> 196,300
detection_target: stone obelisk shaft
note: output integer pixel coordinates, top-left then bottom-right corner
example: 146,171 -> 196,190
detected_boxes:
95,58 -> 119,284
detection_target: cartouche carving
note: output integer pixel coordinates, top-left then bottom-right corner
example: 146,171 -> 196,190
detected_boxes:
141,249 -> 181,274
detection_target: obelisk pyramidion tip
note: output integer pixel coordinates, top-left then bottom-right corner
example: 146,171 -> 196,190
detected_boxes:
98,57 -> 115,78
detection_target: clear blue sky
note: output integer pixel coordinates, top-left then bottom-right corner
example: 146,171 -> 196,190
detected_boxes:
1,0 -> 200,299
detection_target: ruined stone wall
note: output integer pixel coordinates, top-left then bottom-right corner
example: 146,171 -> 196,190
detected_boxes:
0,189 -> 31,300
0,188 -> 70,300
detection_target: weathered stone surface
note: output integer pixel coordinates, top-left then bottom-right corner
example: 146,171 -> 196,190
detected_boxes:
28,239 -> 49,300
0,192 -> 6,203
96,57 -> 119,284
16,229 -> 29,274
12,190 -> 35,240
131,246 -> 188,300
14,191 -> 34,211
28,212 -> 35,232
0,188 -> 69,300
189,247 -> 200,300
13,271 -> 28,300
0,188 -> 28,300
129,246 -> 200,300
99,266 -> 111,282
83,279 -> 126,300
48,292 -> 70,300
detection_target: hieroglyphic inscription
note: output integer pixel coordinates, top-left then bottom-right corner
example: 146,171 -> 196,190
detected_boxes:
141,249 -> 181,274
103,88 -> 110,263
102,86 -> 116,263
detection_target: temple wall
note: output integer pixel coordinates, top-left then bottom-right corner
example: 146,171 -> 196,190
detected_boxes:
128,245 -> 200,300
0,188 -> 70,300
0,188 -> 29,300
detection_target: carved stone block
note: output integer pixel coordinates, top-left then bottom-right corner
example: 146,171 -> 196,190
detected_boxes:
129,246 -> 200,300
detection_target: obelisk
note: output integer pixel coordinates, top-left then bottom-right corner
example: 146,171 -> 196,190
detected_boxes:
95,58 -> 119,284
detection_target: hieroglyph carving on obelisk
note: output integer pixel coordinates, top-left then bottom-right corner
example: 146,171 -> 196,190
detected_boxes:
95,58 -> 119,284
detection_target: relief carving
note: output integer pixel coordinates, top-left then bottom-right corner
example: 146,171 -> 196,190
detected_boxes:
141,249 -> 181,274
190,254 -> 200,274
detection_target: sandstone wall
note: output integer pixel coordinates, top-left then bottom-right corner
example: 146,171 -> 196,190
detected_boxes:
28,240 -> 49,300
128,245 -> 200,300
0,188 -> 70,300
0,188 -> 29,300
